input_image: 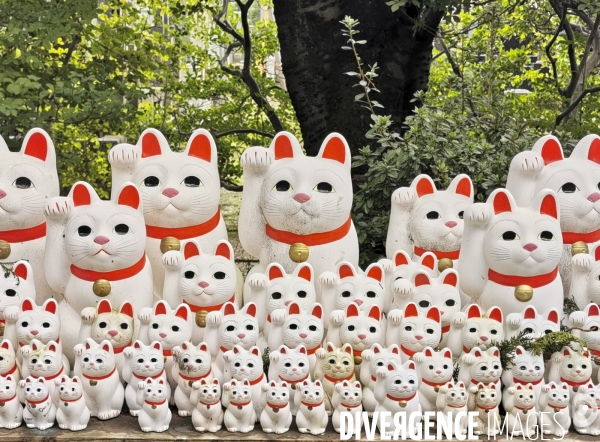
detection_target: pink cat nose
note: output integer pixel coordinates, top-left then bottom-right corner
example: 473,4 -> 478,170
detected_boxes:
159,333 -> 167,338
588,192 -> 600,202
293,193 -> 310,203
358,334 -> 367,340
480,336 -> 489,342
523,243 -> 537,252
30,330 -> 38,336
162,188 -> 179,198
354,300 -> 363,306
284,301 -> 292,306
415,335 -> 423,340
198,281 -> 209,288
576,370 -> 582,374
436,370 -> 442,374
94,235 -> 110,245
299,333 -> 308,339
237,334 -> 245,339
145,365 -> 150,368
89,362 -> 94,366
292,367 -> 297,372
445,221 -> 458,228
0,190 -> 5,199
107,330 -> 118,337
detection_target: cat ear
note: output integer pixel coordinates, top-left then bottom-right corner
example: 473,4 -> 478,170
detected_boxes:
404,302 -> 419,318
85,340 -> 91,350
391,345 -> 400,355
243,379 -> 250,387
278,345 -> 288,355
119,302 -> 134,318
0,340 -> 11,351
387,360 -> 398,372
523,306 -> 537,320
185,129 -> 216,163
117,183 -> 141,210
394,250 -> 411,267
21,128 -> 54,162
426,307 -> 440,323
346,303 -> 360,318
368,305 -> 381,321
338,262 -> 355,279
213,379 -> 220,386
326,342 -> 336,352
531,135 -> 564,165
587,304 -> 600,317
158,379 -> 165,385
223,303 -> 236,316
562,384 -> 568,390
184,241 -> 201,259
413,271 -> 431,287
175,304 -> 190,321
244,302 -> 257,318
71,182 -> 97,207
268,263 -> 285,280
251,347 -> 260,357
152,341 -> 162,351
139,129 -> 168,158
13,261 -> 29,280
48,342 -> 58,353
342,343 -> 353,355
288,302 -> 300,316
443,349 -> 452,359
532,189 -> 559,220
582,350 -> 591,358
317,133 -> 350,167
447,174 -> 473,199
405,361 -> 416,371
563,347 -> 573,357
372,344 -> 382,354
298,346 -> 307,355
233,346 -> 240,354
467,304 -> 482,319
215,241 -> 233,261
547,309 -> 559,324
295,264 -> 313,282
411,175 -> 436,198
270,132 -> 299,160
154,301 -> 168,316
477,383 -> 485,390
458,381 -> 465,389
311,304 -> 323,319
21,298 -> 35,312
515,346 -> 524,356
30,340 -> 40,351
570,134 -> 600,164
97,299 -> 112,315
314,379 -> 323,388
488,189 -> 515,215
441,269 -> 459,287
134,341 -> 142,349
198,343 -> 209,353
424,347 -> 433,358
472,348 -> 483,358
419,252 -> 437,271
101,341 -> 112,353
490,348 -> 500,358
43,299 -> 58,315
487,307 -> 503,324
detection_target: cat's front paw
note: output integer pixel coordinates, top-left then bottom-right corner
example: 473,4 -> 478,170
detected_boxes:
362,349 -> 374,362
375,367 -> 388,379
222,382 -> 232,392
109,143 -> 140,166
465,203 -> 493,228
81,307 -> 97,323
387,309 -> 403,325
572,253 -> 593,271
74,344 -> 85,357
412,352 -> 425,363
123,347 -> 134,358
569,311 -> 586,328
269,351 -> 280,363
138,308 -> 152,324
551,352 -> 564,363
506,313 -> 522,328
171,345 -> 182,360
19,345 -> 31,358
18,379 -> 26,388
3,306 -> 18,323
162,251 -> 183,270
512,151 -> 544,175
241,147 -> 272,174
315,348 -> 327,359
44,197 -> 72,221
319,271 -> 338,287
392,187 -> 417,208
451,312 -> 467,328
329,310 -> 345,326
507,386 -> 517,395
269,309 -> 286,325
461,353 -> 475,365
247,273 -> 267,289
206,311 -> 222,326
137,381 -> 146,390
541,384 -> 551,393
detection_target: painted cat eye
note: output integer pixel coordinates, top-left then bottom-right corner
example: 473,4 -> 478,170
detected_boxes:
538,231 -> 555,241
313,182 -> 334,193
142,176 -> 160,187
458,211 -> 464,219
499,231 -> 519,240
271,292 -> 282,299
426,211 -> 440,220
77,225 -> 92,237
4,289 -> 16,297
114,224 -> 129,235
13,177 -> 33,189
273,180 -> 292,192
182,176 -> 201,187
559,182 -> 578,193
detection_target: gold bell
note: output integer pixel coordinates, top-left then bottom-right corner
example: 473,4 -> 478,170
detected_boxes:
160,236 -> 181,254
289,242 -> 309,263
353,355 -> 362,365
93,279 -> 111,297
434,385 -> 440,393
0,322 -> 5,337
0,240 -> 10,260
195,310 -> 208,328
399,400 -> 407,408
438,258 -> 453,272
571,241 -> 589,256
514,285 -> 533,303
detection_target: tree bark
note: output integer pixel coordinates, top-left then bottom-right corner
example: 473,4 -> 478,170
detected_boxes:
273,0 -> 444,155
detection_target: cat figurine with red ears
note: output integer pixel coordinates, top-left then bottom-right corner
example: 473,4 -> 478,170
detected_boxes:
502,345 -> 545,410
0,375 -> 22,428
259,380 -> 292,434
386,174 -> 474,262
223,345 -> 266,419
0,261 -> 36,324
547,347 -> 594,400
569,245 -> 600,308
190,379 -> 223,432
55,375 -> 90,431
109,128 -> 230,297
413,346 -> 454,413
386,302 -> 441,362
446,304 -> 504,358
539,382 -> 570,437
20,376 -> 55,430
314,342 -> 356,407
458,347 -> 503,405
267,345 -> 310,415
0,128 -> 59,303
505,305 -> 560,340
506,134 -> 600,292
43,181 -> 154,363
223,378 -> 256,433
135,377 -> 172,432
19,339 -> 69,400
294,379 -> 328,435
239,131 -> 358,303
360,344 -> 402,415
569,303 -> 600,379
0,340 -> 19,383
457,188 -> 563,316
331,380 -> 362,433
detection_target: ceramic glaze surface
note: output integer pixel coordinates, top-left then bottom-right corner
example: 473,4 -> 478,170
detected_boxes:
386,302 -> 441,362
0,261 -> 36,322
55,375 -> 90,431
446,304 -> 504,358
259,380 -> 292,434
0,375 -> 22,429
539,382 -> 570,437
413,346 -> 453,413
331,380 -> 362,433
457,346 -> 502,405
20,376 -> 55,430
190,378 -> 223,432
570,245 -> 600,308
223,378 -> 256,433
135,377 -> 171,432
360,343 -> 402,415
267,344 -> 309,415
468,382 -> 501,436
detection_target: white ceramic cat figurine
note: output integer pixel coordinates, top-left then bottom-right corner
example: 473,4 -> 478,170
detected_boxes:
267,345 -> 310,415
319,261 -> 385,327
468,382 -> 500,436
20,339 -> 69,399
109,128 -> 229,297
446,304 -> 504,358
44,181 -> 154,362
410,269 -> 461,346
137,300 -> 193,393
223,378 -> 256,432
79,299 -> 135,382
435,381 -> 468,437
20,376 -> 55,430
247,262 -> 316,337
331,380 -> 362,433
122,340 -> 169,416
572,381 -> 600,435
386,302 -> 441,362
570,245 -> 600,308
548,347 -> 593,400
259,380 -> 292,434
54,375 -> 90,431
73,339 -> 124,420
458,188 -> 563,316
0,261 -> 36,324
223,345 -> 265,419
502,345 -> 544,410
294,379 -> 328,435
360,343 -> 402,415
386,173 -> 473,261
0,128 -> 59,302
0,375 -> 22,428
162,239 -> 237,343
267,302 -> 324,375
190,378 -> 223,432
374,359 -> 421,437
458,346 -> 502,404
0,339 -> 20,383
239,131 -> 358,302
538,382 -> 570,437
570,303 -> 600,379
171,341 -> 217,416
505,305 -> 560,339
506,134 -> 600,292
504,383 -> 538,437
314,342 -> 355,408
135,377 -> 171,432
413,346 -> 454,413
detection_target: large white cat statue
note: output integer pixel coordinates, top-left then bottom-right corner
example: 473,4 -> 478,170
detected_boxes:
570,245 -> 600,308
0,261 -> 36,324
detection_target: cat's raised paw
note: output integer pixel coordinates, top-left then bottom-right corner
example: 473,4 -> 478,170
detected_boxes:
513,151 -> 544,174
392,187 -> 417,208
162,251 -> 183,270
248,273 -> 267,288
109,145 -> 140,165
241,147 -> 272,174
44,197 -> 72,220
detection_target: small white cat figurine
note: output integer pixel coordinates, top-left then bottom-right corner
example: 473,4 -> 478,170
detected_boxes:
259,380 -> 292,434
570,245 -> 600,308
0,339 -> 20,383
458,188 -> 563,316
468,382 -> 500,436
73,339 -> 124,420
331,380 -> 362,433
570,302 -> 600,379
54,375 -> 90,431
505,305 -> 560,339
572,381 -> 600,435
223,345 -> 266,419
446,303 -> 504,358
239,131 -> 358,302
413,346 -> 454,413
314,342 -> 356,407
135,377 -> 172,432
294,379 -> 328,435
0,261 -> 36,323
190,378 -> 223,432
267,344 -> 310,415
20,376 -> 55,430
547,347 -> 593,400
386,302 -> 441,362
20,339 -> 69,399
122,340 -> 169,416
0,375 -> 22,428
502,345 -> 545,410
109,128 -> 230,297
538,382 -> 570,437
436,381 -> 468,437
458,346 -> 502,404
504,383 -> 538,437
0,128 -> 59,303
360,343 -> 402,415
386,173 -> 473,261
223,378 -> 256,433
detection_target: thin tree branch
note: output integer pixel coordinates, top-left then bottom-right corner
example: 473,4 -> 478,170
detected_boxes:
545,13 -> 566,96
214,128 -> 274,138
221,180 -> 243,192
554,85 -> 600,129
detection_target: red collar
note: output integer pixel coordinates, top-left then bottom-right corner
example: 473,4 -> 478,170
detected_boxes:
514,376 -> 544,386
163,349 -> 172,357
353,349 -> 363,357
133,368 -> 165,380
248,372 -> 265,386
514,404 -> 534,412
386,393 -> 416,403
27,394 -> 50,405
0,222 -> 46,243
341,402 -> 361,409
219,346 -> 229,353
0,394 -> 16,404
471,378 -> 499,387
488,266 -> 558,288
401,345 -> 417,357
478,404 -> 497,411
589,348 -> 600,357
71,255 -> 146,282
200,399 -> 220,406
112,342 -> 132,355
563,229 -> 600,245
446,403 -> 466,409
61,395 -> 83,403
442,324 -> 450,334
463,346 -> 471,354
146,208 -> 221,240
560,377 -> 591,387
82,366 -> 116,382
266,216 -> 352,247
183,295 -> 235,314
414,245 -> 459,260
267,401 -> 288,410
179,369 -> 212,383
306,345 -> 320,356
422,378 -> 451,388
145,398 -> 167,406
31,366 -> 64,381
551,404 -> 568,410
301,400 -> 323,408
324,372 -> 354,383
231,399 -> 251,407
372,375 -> 377,382
1,363 -> 18,377
280,373 -> 309,384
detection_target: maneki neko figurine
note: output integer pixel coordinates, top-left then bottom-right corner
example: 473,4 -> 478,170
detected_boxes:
0,261 -> 36,326
0,128 -> 59,303
239,131 -> 358,302
43,181 -> 154,362
569,244 -> 600,308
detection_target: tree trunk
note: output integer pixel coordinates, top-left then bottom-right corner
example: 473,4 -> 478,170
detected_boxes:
273,0 -> 444,155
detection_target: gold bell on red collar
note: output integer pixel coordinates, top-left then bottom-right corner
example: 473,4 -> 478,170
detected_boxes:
93,279 -> 111,297
571,241 -> 589,256
353,355 -> 362,365
289,243 -> 309,263
196,310 -> 208,328
0,240 -> 10,260
160,236 -> 181,254
438,258 -> 453,272
514,285 -> 533,303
